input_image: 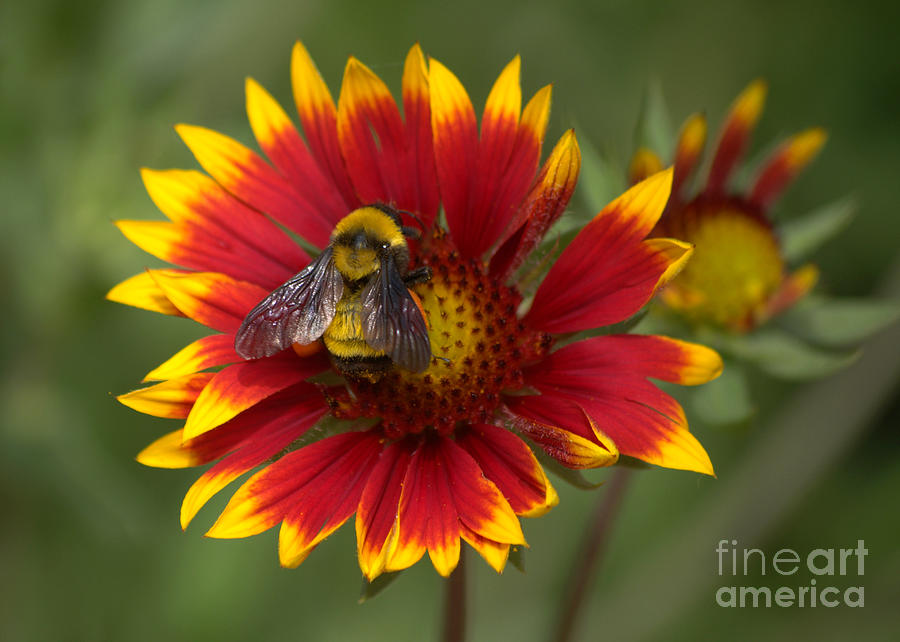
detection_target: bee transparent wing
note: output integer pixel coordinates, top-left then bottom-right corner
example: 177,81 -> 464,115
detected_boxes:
361,257 -> 431,373
234,247 -> 343,359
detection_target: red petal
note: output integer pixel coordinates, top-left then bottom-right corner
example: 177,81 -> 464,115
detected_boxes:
706,80 -> 766,197
387,436 -> 460,576
401,44 -> 440,226
137,168 -> 308,289
503,397 -> 619,469
749,128 -> 827,210
176,124 -> 335,248
278,431 -> 385,568
671,113 -> 707,201
489,129 -> 579,279
150,270 -> 270,334
182,351 -> 329,440
524,170 -> 679,333
521,339 -> 714,475
246,78 -> 350,227
337,57 -> 410,209
537,335 -> 723,386
291,41 -> 358,212
356,438 -> 415,580
457,424 -> 557,516
207,431 -> 382,549
429,58 -> 479,257
180,384 -> 329,528
144,334 -> 238,382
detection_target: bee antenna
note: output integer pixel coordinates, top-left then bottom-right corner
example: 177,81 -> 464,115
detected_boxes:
397,208 -> 426,232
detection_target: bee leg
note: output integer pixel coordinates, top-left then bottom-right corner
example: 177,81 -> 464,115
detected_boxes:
403,266 -> 432,286
401,225 -> 422,240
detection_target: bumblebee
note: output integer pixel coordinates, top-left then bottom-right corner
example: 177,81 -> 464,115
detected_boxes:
234,204 -> 432,380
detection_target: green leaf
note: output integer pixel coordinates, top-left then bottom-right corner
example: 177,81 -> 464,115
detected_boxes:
577,135 -> 627,216
777,295 -> 900,347
706,327 -> 859,380
780,196 -> 857,262
358,570 -> 404,604
690,360 -> 756,426
633,79 -> 675,159
508,546 -> 526,573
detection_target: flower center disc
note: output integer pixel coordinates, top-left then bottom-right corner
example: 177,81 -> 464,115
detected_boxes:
333,232 -> 549,439
660,199 -> 785,329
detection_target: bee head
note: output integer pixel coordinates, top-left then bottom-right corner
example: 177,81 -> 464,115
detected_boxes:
331,206 -> 411,282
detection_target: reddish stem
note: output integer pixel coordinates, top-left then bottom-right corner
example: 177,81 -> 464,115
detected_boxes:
554,467 -> 633,642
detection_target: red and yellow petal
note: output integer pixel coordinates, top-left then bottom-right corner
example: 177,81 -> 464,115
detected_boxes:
207,430 -> 383,570
628,147 -> 664,185
429,57 -> 479,256
245,77 -> 349,226
548,335 -> 723,386
520,339 -> 714,475
182,351 -> 329,441
441,437 -> 526,546
525,169 -> 681,333
176,123 -> 334,248
457,424 -> 558,517
149,270 -> 269,334
106,270 -> 186,316
180,386 -> 328,528
385,438 -> 457,575
514,337 -> 718,475
504,398 -> 620,469
490,84 -> 554,241
117,372 -> 213,419
706,79 -> 767,196
401,43 -> 440,225
671,113 -> 707,199
468,57 -> 523,253
749,128 -> 827,209
138,168 -> 307,288
290,41 -> 358,210
356,439 -> 414,581
489,129 -> 580,279
756,263 -> 819,324
143,334 -> 238,382
385,436 -> 525,577
460,524 -> 511,574
337,57 -> 409,209
137,381 -> 323,468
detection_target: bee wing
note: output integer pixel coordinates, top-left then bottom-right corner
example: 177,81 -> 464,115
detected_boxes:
234,247 -> 343,359
361,257 -> 431,373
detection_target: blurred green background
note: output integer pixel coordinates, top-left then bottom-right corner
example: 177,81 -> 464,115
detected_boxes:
2,0 -> 898,640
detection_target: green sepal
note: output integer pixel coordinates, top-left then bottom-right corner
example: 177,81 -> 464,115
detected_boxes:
777,295 -> 900,347
690,359 -> 755,426
576,134 -> 628,216
633,79 -> 675,159
780,196 -> 856,262
703,327 -> 858,380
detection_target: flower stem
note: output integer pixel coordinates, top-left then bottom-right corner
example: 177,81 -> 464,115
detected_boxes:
554,467 -> 633,642
443,549 -> 467,642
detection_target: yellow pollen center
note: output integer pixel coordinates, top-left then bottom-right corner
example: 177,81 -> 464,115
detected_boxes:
328,232 -> 550,438
660,200 -> 785,330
